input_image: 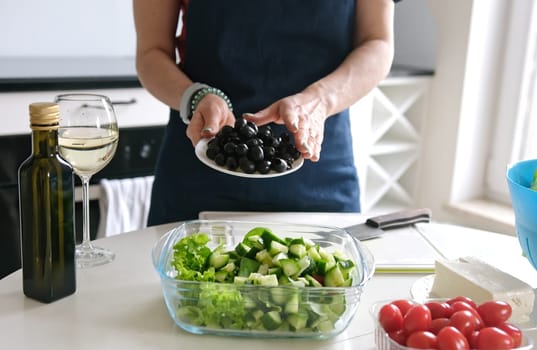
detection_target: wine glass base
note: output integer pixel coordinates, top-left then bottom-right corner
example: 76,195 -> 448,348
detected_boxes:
75,245 -> 115,268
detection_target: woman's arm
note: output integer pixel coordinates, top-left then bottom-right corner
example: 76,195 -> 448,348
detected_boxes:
133,0 -> 190,110
246,0 -> 395,161
133,0 -> 235,145
304,0 -> 395,116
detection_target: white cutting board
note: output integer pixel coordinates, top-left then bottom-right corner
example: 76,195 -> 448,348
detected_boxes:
198,211 -> 442,273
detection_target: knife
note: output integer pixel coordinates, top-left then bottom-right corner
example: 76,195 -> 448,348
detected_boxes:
344,208 -> 432,241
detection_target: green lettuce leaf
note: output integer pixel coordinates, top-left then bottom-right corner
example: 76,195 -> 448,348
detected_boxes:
171,233 -> 215,281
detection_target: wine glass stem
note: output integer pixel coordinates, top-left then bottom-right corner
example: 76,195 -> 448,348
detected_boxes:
80,175 -> 93,250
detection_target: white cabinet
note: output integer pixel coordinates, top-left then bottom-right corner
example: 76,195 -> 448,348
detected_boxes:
350,76 -> 431,213
0,87 -> 169,136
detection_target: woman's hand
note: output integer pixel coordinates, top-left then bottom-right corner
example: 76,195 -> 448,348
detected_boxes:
186,94 -> 235,146
245,92 -> 328,162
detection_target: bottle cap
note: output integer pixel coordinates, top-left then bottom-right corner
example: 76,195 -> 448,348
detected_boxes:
29,102 -> 60,130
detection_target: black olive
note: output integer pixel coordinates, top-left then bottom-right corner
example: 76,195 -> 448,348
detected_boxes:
235,143 -> 248,157
263,145 -> 276,160
248,145 -> 264,162
246,121 -> 258,134
225,156 -> 238,170
239,125 -> 257,140
219,125 -> 234,136
256,160 -> 272,174
246,138 -> 260,148
223,142 -> 237,155
267,136 -> 281,148
206,145 -> 220,160
215,153 -> 226,166
257,125 -> 272,140
291,148 -> 301,160
271,158 -> 288,172
239,157 -> 256,174
234,118 -> 247,130
280,132 -> 291,144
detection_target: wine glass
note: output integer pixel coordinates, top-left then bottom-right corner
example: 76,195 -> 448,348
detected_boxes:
55,93 -> 119,268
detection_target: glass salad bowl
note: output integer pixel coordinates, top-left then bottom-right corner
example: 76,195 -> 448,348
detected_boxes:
152,220 -> 375,339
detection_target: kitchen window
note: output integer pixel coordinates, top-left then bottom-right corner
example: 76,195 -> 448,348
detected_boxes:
486,0 -> 537,204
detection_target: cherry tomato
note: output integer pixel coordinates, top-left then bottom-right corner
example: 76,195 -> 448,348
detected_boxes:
392,299 -> 415,317
497,322 -> 522,347
448,296 -> 478,309
448,310 -> 480,338
476,327 -> 514,349
477,301 -> 512,327
379,303 -> 404,332
426,301 -> 454,319
406,331 -> 438,349
430,317 -> 450,334
451,301 -> 484,329
468,330 -> 480,349
404,305 -> 432,334
388,329 -> 407,345
450,300 -> 476,313
436,326 -> 470,350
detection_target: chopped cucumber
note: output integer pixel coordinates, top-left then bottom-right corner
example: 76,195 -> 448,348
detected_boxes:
324,266 -> 345,287
209,251 -> 230,269
280,259 -> 301,277
289,242 -> 307,259
269,240 -> 289,255
172,226 -> 358,334
261,310 -> 282,330
287,312 -> 308,330
238,257 -> 260,277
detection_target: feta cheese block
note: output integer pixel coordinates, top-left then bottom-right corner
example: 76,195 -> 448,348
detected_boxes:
430,257 -> 535,323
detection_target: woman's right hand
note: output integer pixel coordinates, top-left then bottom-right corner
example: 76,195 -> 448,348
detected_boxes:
186,93 -> 235,146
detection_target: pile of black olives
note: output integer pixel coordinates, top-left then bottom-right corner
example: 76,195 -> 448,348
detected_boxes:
206,117 -> 301,174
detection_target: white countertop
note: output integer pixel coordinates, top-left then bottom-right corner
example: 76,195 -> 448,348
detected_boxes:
1,212 -> 535,349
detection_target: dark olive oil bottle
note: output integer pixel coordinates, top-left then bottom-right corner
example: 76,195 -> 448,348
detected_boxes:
18,102 -> 76,303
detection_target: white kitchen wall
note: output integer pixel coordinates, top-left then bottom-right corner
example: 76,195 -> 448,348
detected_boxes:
0,0 -> 136,57
394,0 -> 437,70
0,0 -> 436,69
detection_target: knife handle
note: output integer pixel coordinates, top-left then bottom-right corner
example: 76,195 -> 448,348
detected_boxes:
365,208 -> 432,230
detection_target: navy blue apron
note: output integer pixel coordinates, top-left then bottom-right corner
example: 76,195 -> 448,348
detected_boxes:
148,0 -> 360,225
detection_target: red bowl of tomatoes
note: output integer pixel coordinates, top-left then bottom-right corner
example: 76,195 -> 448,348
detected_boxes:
371,297 -> 534,350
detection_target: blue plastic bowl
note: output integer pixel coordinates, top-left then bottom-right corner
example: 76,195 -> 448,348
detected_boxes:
506,158 -> 537,270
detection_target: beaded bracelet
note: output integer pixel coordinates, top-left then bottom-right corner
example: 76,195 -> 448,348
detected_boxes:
189,86 -> 233,121
179,82 -> 209,124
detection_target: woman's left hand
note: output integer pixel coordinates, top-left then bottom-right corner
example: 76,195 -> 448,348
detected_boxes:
244,93 -> 328,162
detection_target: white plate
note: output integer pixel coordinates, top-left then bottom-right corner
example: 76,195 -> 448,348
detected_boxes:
410,274 -> 537,330
195,138 -> 304,178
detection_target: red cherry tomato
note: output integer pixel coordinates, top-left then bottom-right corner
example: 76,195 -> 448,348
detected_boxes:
388,329 -> 407,346
426,301 -> 454,319
477,301 -> 512,327
450,300 -> 476,313
436,326 -> 470,350
448,310 -> 480,337
406,331 -> 438,349
404,305 -> 432,334
448,296 -> 477,309
379,303 -> 404,332
476,327 -> 514,349
468,330 -> 480,349
497,322 -> 522,347
430,317 -> 450,334
451,301 -> 484,329
392,299 -> 415,317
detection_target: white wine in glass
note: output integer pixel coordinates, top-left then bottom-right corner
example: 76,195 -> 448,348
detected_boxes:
55,94 -> 119,268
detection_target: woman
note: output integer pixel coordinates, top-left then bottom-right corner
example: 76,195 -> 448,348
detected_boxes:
133,0 -> 399,225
